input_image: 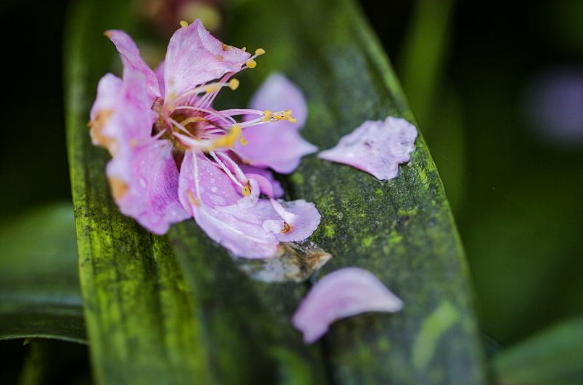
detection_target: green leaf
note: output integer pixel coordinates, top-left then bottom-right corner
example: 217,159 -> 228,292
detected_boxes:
494,317 -> 583,385
64,0 -> 487,383
222,0 -> 487,383
64,1 -> 209,384
0,203 -> 85,343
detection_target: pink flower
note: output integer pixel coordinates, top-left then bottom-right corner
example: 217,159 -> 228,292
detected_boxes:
319,117 -> 417,180
292,268 -> 403,344
89,19 -> 320,258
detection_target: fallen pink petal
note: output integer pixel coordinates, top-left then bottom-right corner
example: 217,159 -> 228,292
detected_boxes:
292,267 -> 403,344
89,19 -> 320,258
318,116 -> 418,180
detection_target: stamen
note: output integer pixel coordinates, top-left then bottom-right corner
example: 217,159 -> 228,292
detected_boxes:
217,152 -> 248,182
228,79 -> 240,90
281,222 -> 294,234
174,106 -> 236,126
263,110 -> 272,122
241,181 -> 252,197
255,48 -> 266,56
210,151 -> 244,188
180,20 -> 189,28
168,117 -> 196,138
245,59 -> 257,69
211,124 -> 241,149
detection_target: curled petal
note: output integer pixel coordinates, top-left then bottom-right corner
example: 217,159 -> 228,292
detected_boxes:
164,19 -> 250,99
239,165 -> 284,198
105,30 -> 161,100
236,73 -> 317,174
319,117 -> 417,180
106,140 -> 190,235
273,200 -> 320,243
292,268 -> 403,344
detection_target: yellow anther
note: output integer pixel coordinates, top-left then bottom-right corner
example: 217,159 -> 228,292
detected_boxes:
245,59 -> 257,69
255,48 -> 266,56
241,182 -> 252,197
263,110 -> 273,122
228,78 -> 240,90
242,47 -> 247,52
179,20 -> 189,28
287,117 -> 298,123
240,136 -> 248,146
283,110 -> 292,116
212,125 -> 241,149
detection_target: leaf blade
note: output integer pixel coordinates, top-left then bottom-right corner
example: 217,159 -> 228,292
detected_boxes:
0,204 -> 85,344
64,1 -> 210,383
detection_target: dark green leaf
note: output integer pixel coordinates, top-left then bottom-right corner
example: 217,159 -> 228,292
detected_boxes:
494,317 -> 583,385
168,0 -> 488,383
64,1 -> 210,383
0,204 -> 85,343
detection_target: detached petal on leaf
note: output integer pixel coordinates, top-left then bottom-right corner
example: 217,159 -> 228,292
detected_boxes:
164,19 -> 250,99
105,30 -> 161,100
319,117 -> 417,180
237,73 -> 317,174
292,267 -> 403,344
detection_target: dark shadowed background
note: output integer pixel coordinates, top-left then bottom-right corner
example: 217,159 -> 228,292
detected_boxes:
1,0 -> 583,382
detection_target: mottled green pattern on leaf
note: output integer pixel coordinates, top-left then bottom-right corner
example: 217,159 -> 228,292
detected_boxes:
64,1 -> 209,383
224,0 -> 487,383
494,317 -> 583,385
0,204 -> 85,343
63,0 -> 487,383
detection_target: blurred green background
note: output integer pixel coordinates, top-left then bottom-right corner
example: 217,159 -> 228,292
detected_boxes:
1,0 -> 583,381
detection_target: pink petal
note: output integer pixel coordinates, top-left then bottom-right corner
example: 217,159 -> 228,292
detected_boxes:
90,69 -> 157,156
178,151 -> 240,211
178,152 -> 320,258
272,200 -> 321,243
192,202 -> 281,259
292,268 -> 403,344
154,60 -> 165,96
164,19 -> 250,99
249,73 -> 308,126
318,117 -> 417,180
106,140 -> 190,235
105,30 -> 161,100
236,74 -> 317,174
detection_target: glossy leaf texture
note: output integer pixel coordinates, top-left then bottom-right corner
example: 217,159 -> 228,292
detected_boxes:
65,1 -> 209,383
0,203 -> 85,343
494,317 -> 583,385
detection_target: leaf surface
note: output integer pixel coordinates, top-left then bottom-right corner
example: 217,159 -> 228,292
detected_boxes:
0,204 -> 84,343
